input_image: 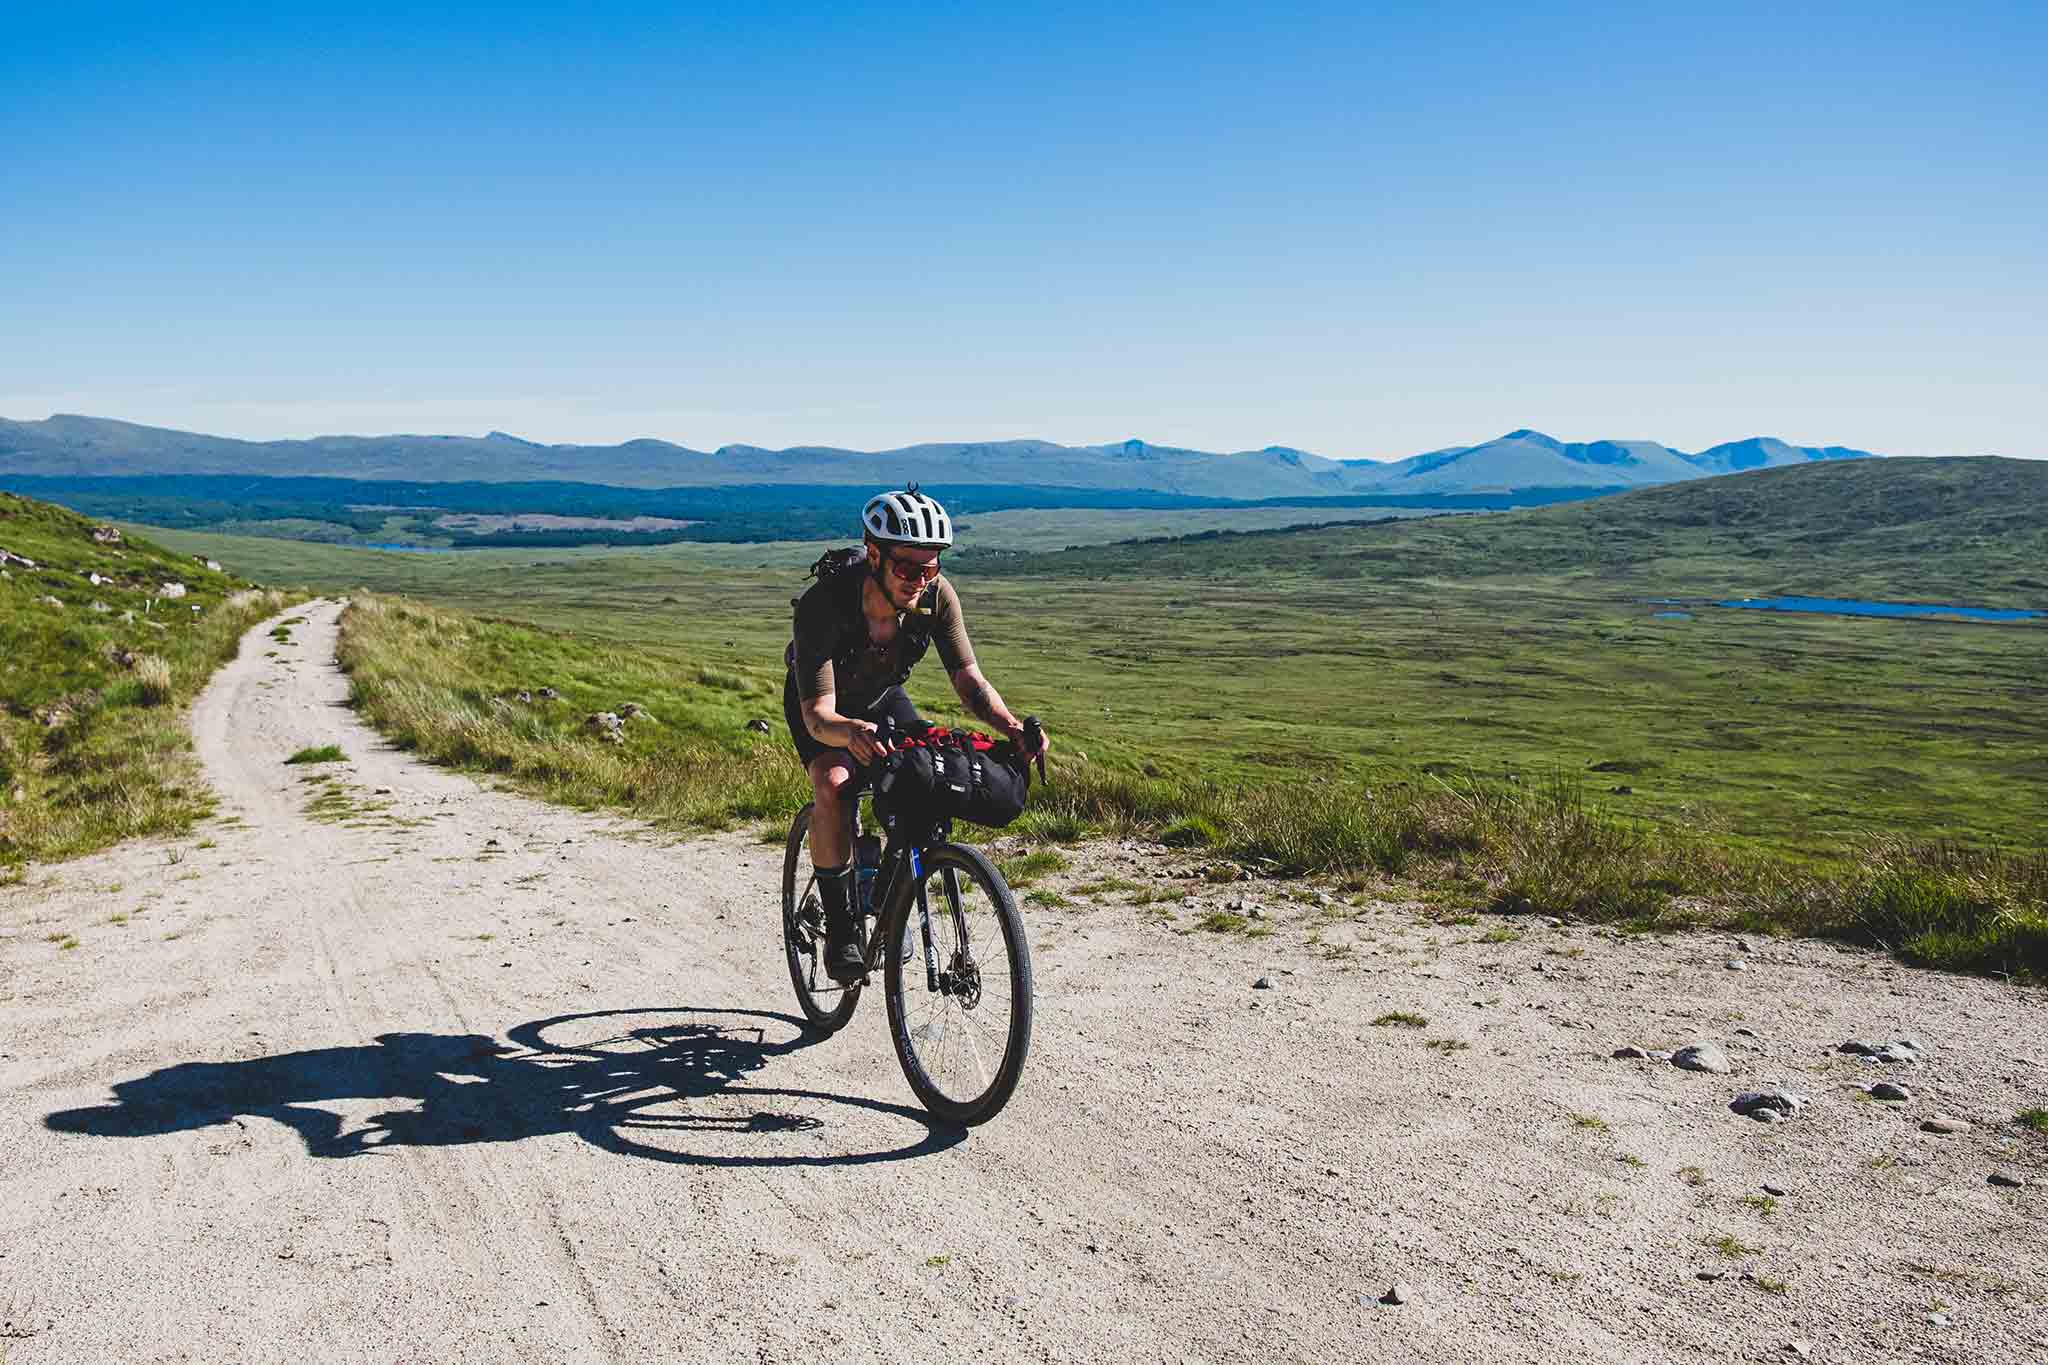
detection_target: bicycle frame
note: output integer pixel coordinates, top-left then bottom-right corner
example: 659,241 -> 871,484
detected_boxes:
852,799 -> 963,996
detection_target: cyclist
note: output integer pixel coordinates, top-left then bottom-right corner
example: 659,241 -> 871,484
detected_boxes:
784,487 -> 1046,983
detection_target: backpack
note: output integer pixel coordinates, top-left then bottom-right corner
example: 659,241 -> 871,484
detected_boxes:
786,546 -> 938,689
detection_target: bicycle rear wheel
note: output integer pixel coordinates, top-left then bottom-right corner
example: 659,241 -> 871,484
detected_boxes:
782,802 -> 861,1033
884,843 -> 1033,1125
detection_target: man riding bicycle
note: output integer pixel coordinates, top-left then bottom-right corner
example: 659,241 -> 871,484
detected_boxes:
784,487 -> 1047,983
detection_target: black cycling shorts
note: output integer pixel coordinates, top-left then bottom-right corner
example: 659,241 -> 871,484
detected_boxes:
782,673 -> 928,769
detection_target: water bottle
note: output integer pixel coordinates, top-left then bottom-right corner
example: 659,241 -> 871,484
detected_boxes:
855,833 -> 882,915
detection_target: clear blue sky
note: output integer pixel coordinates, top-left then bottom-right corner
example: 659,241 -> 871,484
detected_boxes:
5,1 -> 2043,458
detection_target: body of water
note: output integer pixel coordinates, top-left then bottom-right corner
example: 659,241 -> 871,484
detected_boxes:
1714,596 -> 2039,622
362,543 -> 458,553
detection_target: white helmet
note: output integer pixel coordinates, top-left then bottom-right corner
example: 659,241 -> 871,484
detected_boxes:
862,487 -> 954,548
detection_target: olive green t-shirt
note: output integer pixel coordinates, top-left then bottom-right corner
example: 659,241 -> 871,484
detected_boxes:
791,573 -> 976,712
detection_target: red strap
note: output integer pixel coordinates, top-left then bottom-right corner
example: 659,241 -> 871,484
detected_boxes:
897,726 -> 998,753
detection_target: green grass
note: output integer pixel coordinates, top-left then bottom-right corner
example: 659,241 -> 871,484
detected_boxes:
1013,809 -> 1090,844
331,596 -> 809,831
1194,909 -> 1247,933
115,457 -> 2048,976
1741,1194 -> 1779,1217
0,493 -> 293,872
1372,1011 -> 1427,1028
1569,1112 -> 1609,1132
1074,876 -> 1141,896
997,849 -> 1067,887
285,745 -> 346,765
1703,1234 -> 1760,1258
2016,1108 -> 2048,1134
694,666 -> 753,692
1160,816 -> 1220,848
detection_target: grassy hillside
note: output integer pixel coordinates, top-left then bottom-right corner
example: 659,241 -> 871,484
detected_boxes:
983,457 -> 2048,606
0,494 -> 291,874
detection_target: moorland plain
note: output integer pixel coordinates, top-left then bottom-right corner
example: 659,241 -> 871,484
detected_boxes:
137,458 -> 2048,860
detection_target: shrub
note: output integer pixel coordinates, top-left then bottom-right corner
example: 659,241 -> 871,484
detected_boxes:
1830,839 -> 2048,974
997,849 -> 1066,887
695,667 -> 750,692
1014,809 -> 1091,844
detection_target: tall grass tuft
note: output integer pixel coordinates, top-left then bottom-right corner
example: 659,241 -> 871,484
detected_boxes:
1827,838 -> 2048,975
134,655 -> 174,707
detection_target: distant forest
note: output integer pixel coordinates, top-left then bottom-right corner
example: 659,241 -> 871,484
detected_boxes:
0,474 -> 1609,546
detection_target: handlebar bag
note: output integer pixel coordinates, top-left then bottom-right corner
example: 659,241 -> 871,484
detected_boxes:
876,732 -> 1030,829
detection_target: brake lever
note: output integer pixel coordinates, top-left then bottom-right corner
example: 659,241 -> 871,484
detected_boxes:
870,716 -> 900,769
1022,715 -> 1046,784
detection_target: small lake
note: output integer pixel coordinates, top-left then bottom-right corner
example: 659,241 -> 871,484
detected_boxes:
1715,596 -> 2040,622
361,543 -> 458,553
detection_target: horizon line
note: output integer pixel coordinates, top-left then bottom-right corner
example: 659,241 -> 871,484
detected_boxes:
0,411 -> 1965,464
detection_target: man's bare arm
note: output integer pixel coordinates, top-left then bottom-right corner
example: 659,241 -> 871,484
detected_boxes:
801,691 -> 884,761
950,664 -> 1022,736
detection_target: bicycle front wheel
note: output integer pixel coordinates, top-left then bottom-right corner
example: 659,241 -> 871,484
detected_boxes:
884,843 -> 1033,1125
783,802 -> 861,1033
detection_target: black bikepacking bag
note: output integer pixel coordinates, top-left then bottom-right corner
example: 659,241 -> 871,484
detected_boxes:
876,729 -> 1030,829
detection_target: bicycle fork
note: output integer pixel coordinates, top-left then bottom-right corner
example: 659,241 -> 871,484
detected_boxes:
879,846 -> 967,998
912,847 -> 942,994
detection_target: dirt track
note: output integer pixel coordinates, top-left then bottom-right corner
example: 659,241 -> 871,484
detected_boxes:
3,600 -> 2045,1363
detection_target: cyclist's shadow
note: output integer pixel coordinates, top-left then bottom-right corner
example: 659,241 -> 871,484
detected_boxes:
45,1007 -> 965,1166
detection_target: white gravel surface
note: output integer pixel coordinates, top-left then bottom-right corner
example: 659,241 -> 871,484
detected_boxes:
2,599 -> 2045,1363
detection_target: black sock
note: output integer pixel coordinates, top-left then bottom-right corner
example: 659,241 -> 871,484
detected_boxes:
816,864 -> 851,921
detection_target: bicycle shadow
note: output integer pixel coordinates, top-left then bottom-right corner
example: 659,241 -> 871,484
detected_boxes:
45,1007 -> 965,1167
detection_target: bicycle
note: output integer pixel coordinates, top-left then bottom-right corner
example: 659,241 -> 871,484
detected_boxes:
780,716 -> 1040,1126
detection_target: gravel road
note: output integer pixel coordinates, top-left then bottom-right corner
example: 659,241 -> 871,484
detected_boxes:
2,600 -> 2044,1363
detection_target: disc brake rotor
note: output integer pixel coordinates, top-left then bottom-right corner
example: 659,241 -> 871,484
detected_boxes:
949,952 -> 983,1009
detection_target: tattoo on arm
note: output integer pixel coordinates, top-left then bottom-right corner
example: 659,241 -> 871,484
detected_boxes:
956,672 -> 1002,725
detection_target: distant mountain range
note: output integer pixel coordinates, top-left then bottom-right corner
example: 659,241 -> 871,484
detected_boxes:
0,414 -> 1882,501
